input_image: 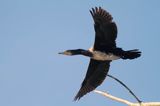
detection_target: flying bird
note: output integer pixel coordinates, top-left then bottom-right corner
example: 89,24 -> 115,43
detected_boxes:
59,7 -> 141,101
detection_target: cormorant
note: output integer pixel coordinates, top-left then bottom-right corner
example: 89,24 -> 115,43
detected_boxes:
59,7 -> 141,101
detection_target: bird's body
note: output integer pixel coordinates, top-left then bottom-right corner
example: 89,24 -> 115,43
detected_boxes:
59,7 -> 141,101
59,48 -> 140,61
91,50 -> 120,61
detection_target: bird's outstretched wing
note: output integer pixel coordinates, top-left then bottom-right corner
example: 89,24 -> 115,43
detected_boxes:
74,7 -> 116,101
74,59 -> 110,100
90,7 -> 117,52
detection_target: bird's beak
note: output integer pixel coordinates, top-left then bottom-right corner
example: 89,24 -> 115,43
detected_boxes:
58,52 -> 64,54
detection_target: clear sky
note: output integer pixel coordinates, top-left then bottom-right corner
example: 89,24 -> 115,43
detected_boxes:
0,0 -> 160,106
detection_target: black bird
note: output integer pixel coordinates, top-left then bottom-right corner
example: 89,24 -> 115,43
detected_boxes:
59,7 -> 141,101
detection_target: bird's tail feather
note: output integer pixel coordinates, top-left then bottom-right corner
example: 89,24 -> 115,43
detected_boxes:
122,49 -> 141,59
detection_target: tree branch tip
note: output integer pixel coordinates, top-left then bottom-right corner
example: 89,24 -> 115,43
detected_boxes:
93,89 -> 160,106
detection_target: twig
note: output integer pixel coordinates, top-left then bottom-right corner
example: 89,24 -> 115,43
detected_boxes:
94,90 -> 160,106
107,74 -> 142,103
94,90 -> 133,105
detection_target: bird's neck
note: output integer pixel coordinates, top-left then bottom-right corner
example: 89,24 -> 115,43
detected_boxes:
70,49 -> 93,57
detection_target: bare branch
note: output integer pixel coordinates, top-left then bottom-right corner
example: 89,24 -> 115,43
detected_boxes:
94,90 -> 133,105
94,90 -> 160,106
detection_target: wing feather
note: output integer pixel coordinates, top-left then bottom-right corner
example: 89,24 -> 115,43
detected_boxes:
90,7 -> 117,52
74,59 -> 110,100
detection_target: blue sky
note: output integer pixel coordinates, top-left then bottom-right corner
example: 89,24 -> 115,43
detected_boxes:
0,0 -> 160,106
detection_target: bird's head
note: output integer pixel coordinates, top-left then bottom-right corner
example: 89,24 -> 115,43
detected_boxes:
58,50 -> 73,56
59,49 -> 86,56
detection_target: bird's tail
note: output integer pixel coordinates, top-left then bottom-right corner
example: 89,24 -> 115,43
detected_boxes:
122,49 -> 141,59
